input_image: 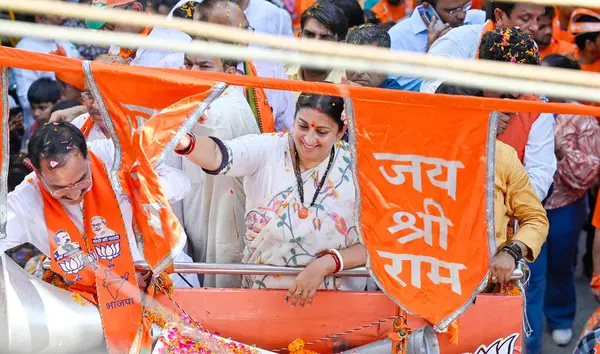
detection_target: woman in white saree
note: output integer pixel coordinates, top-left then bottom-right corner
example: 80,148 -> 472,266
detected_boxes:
176,93 -> 367,307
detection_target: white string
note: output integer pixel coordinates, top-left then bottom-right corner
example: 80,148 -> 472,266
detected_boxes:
2,20 -> 600,104
1,0 -> 600,91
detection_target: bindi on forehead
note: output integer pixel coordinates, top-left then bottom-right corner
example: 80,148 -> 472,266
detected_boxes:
310,121 -> 316,128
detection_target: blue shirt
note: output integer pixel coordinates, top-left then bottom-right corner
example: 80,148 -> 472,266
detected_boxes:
387,6 -> 485,90
388,6 -> 486,54
380,77 -> 421,92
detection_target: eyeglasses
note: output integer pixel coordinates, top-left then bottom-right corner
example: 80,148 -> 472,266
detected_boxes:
41,164 -> 93,198
81,91 -> 94,101
447,1 -> 472,16
246,25 -> 255,32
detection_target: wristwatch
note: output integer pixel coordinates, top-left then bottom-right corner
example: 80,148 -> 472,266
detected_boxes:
501,242 -> 523,265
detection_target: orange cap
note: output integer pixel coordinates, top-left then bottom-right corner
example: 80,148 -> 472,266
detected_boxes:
570,9 -> 600,35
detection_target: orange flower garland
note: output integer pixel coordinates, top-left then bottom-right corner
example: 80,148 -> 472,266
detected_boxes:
288,338 -> 319,354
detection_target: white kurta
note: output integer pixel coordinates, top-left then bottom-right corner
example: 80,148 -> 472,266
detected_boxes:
13,38 -> 80,130
180,86 -> 261,288
3,139 -> 198,287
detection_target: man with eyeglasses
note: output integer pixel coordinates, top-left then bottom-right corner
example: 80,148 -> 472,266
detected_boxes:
387,0 -> 485,91
1,121 -> 196,288
420,0 -> 547,94
389,0 -> 485,54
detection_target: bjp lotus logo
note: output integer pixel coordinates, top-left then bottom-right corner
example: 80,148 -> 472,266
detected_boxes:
95,242 -> 121,268
471,333 -> 520,354
58,253 -> 85,281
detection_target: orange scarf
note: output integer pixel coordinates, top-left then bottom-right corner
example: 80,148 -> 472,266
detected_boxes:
243,61 -> 275,133
42,152 -> 145,353
497,95 -> 542,162
80,115 -> 96,139
119,27 -> 152,60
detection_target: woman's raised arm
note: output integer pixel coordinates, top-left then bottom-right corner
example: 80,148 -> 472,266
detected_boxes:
176,133 -> 223,172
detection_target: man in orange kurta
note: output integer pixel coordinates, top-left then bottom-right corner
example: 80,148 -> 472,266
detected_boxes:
535,7 -> 575,59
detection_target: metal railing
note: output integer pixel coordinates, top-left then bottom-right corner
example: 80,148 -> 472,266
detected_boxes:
42,261 -> 525,279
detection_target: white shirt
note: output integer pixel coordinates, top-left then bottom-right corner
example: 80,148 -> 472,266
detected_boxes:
109,27 -> 192,69
419,23 -> 557,200
389,8 -> 485,54
419,23 -> 484,94
3,139 -> 192,269
13,38 -> 80,130
236,61 -> 295,132
245,0 -> 293,37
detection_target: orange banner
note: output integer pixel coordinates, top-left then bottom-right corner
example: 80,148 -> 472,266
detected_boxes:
351,98 -> 494,330
83,61 -> 220,275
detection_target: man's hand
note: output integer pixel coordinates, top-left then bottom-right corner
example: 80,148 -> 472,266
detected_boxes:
496,112 -> 511,136
49,105 -> 87,123
8,112 -> 23,131
490,251 -> 516,284
424,17 -> 451,51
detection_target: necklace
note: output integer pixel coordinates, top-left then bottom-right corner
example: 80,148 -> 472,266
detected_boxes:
293,144 -> 336,219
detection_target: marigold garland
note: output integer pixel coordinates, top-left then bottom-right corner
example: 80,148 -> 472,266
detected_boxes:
288,338 -> 319,354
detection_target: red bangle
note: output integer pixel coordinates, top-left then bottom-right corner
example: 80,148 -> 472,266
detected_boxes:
591,273 -> 600,290
176,132 -> 196,156
317,249 -> 341,274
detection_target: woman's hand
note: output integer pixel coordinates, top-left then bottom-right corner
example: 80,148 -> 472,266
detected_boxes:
490,251 -> 516,284
285,256 -> 335,308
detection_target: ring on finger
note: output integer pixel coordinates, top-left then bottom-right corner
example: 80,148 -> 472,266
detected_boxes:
491,276 -> 498,282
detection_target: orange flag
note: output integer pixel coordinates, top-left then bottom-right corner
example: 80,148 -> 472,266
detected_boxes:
349,96 -> 494,331
82,61 -> 221,274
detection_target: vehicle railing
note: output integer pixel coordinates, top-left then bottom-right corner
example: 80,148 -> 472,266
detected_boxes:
41,261 -> 524,279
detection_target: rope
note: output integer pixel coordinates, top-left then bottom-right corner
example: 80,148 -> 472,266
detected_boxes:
0,0 -> 599,92
271,315 -> 403,352
1,20 -> 600,104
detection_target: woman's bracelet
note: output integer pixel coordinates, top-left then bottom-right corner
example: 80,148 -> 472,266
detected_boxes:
175,132 -> 196,156
330,248 -> 344,273
317,249 -> 344,274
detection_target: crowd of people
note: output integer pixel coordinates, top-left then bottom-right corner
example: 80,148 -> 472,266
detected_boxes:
2,0 -> 600,352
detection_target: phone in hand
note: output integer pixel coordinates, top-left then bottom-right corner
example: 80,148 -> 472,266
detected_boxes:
419,5 -> 444,32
